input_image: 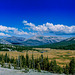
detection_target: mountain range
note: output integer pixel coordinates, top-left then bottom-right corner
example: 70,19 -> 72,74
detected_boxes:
36,37 -> 75,50
0,36 -> 67,46
0,39 -> 11,44
22,36 -> 66,46
3,36 -> 26,45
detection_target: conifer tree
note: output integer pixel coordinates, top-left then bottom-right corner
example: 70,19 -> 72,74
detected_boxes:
4,53 -> 7,63
56,66 -> 63,74
43,58 -> 47,70
64,64 -> 69,74
49,61 -> 53,71
31,52 -> 35,69
7,54 -> 10,63
21,55 -> 25,67
10,56 -> 14,63
0,54 -> 3,62
46,55 -> 50,71
17,56 -> 20,67
35,55 -> 39,69
1,59 -> 5,67
69,57 -> 75,74
37,63 -> 41,72
49,60 -> 57,73
40,54 -> 43,70
29,59 -> 31,69
20,56 -> 22,69
8,61 -> 11,69
52,60 -> 57,72
26,51 -> 29,68
14,59 -> 17,69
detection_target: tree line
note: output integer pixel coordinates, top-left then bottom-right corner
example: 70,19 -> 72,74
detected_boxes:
0,44 -> 33,51
33,44 -> 75,50
0,53 -> 75,74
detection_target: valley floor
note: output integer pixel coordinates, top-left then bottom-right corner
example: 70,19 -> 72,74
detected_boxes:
0,48 -> 75,67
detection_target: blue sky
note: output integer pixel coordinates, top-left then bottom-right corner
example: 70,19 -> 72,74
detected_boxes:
0,0 -> 75,38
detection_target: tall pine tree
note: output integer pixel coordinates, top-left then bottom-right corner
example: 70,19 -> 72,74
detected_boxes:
26,51 -> 29,68
69,57 -> 75,74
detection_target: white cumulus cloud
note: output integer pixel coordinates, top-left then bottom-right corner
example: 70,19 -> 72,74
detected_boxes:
0,33 -> 11,37
0,25 -> 17,32
0,25 -> 29,36
23,20 -> 75,35
23,20 -> 35,27
0,25 -> 37,36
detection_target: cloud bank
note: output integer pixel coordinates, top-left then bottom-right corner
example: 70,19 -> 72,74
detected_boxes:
0,25 -> 36,36
23,20 -> 75,35
0,20 -> 75,37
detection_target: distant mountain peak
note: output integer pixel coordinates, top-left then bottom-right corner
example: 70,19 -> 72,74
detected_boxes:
0,39 -> 11,44
2,36 -> 26,44
24,35 -> 66,46
66,37 -> 75,41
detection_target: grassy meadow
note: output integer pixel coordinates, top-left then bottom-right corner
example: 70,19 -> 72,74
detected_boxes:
0,48 -> 75,67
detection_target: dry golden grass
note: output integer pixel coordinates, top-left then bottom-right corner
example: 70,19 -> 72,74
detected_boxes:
0,48 -> 75,67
